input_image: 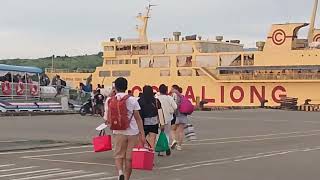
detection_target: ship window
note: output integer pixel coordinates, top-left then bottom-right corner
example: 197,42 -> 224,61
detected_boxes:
177,56 -> 193,67
220,54 -> 241,66
153,56 -> 170,68
150,43 -> 165,54
106,60 -> 112,65
104,46 -> 114,51
167,43 -> 179,54
112,60 -> 119,65
160,70 -> 170,76
180,43 -> 193,53
119,60 -> 125,64
99,71 -> 111,77
132,59 -> 138,64
125,59 -> 131,64
139,57 -> 152,68
132,45 -> 148,55
196,55 -> 219,67
178,69 -> 192,76
244,54 -> 254,66
112,70 -> 130,77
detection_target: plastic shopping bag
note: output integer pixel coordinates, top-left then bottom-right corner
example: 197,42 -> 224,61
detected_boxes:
155,131 -> 170,152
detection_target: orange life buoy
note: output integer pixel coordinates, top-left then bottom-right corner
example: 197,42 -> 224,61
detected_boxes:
15,81 -> 25,96
1,81 -> 11,95
30,84 -> 39,96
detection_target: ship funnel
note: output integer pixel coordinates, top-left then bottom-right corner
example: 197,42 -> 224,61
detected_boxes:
173,32 -> 182,41
216,36 -> 223,42
308,0 -> 319,43
256,41 -> 266,51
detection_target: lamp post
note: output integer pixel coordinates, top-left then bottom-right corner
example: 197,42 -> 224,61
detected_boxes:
51,55 -> 54,72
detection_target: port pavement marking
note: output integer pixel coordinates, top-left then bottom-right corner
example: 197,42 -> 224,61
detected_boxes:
11,170 -> 86,180
184,132 -> 320,146
0,145 -> 91,155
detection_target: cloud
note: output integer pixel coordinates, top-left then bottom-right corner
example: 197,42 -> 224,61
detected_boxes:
0,0 -> 318,59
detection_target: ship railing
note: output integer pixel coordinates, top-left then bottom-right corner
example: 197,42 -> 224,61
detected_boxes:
218,73 -> 320,80
45,68 -> 95,73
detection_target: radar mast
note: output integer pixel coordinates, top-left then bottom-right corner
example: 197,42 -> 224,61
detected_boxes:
137,4 -> 155,42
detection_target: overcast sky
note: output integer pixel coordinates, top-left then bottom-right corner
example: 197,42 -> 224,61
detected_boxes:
0,0 -> 318,59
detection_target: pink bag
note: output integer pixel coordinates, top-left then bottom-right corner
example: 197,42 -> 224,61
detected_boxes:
179,96 -> 194,115
93,130 -> 112,152
132,146 -> 154,171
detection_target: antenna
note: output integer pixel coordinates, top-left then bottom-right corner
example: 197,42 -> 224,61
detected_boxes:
136,3 -> 157,42
308,0 -> 319,43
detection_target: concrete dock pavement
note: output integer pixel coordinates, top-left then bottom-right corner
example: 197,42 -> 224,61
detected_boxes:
1,110 -> 320,180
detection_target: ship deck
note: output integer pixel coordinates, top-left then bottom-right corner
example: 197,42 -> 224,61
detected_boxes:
1,109 -> 320,180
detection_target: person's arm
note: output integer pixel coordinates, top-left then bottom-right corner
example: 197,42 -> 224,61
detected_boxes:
170,97 -> 178,110
133,110 -> 146,145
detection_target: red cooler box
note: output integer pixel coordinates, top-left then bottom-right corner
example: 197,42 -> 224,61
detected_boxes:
132,147 -> 154,171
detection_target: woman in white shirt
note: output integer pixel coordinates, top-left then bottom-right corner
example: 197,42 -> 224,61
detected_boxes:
157,84 -> 177,155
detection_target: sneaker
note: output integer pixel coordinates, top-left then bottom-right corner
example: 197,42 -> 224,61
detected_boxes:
176,145 -> 182,151
166,149 -> 171,156
171,140 -> 177,150
119,174 -> 124,180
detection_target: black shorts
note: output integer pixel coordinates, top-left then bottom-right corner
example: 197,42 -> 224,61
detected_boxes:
144,124 -> 159,135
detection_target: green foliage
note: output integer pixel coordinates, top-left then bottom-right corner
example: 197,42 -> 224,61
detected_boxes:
0,53 -> 103,71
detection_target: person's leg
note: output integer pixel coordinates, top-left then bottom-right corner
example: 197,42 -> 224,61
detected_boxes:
170,124 -> 178,149
148,132 -> 157,150
124,135 -> 139,180
114,135 -> 127,180
164,123 -> 171,145
177,124 -> 185,150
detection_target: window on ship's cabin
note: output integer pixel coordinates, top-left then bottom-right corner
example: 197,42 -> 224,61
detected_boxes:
132,59 -> 138,64
125,59 -> 131,64
167,43 -> 179,54
112,60 -> 119,65
150,43 -> 165,54
196,55 -> 219,67
99,71 -> 111,77
112,70 -> 130,77
152,56 -> 170,68
139,57 -> 152,68
244,54 -> 254,66
220,54 -> 241,66
119,60 -> 125,64
104,46 -> 114,51
180,43 -> 194,53
132,45 -> 148,55
177,69 -> 192,76
105,60 -> 112,65
177,56 -> 193,67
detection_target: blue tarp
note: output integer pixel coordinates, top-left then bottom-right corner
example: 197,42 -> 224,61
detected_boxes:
0,64 -> 42,74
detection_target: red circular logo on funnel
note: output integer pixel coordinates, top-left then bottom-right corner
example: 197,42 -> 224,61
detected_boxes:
272,29 -> 286,45
313,34 -> 320,42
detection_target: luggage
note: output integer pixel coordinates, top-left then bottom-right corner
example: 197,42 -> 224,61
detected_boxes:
155,131 -> 170,152
132,146 -> 154,171
93,130 -> 112,152
179,96 -> 194,115
184,123 -> 197,141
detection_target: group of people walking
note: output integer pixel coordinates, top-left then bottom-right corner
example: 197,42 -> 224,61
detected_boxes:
103,77 -> 190,180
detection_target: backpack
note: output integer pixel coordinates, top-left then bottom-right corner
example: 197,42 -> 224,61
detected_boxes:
107,95 -> 131,130
179,96 -> 194,115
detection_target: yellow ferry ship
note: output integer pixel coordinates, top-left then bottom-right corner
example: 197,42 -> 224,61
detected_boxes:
47,1 -> 320,107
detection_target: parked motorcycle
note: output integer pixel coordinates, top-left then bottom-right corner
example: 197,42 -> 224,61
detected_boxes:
79,99 -> 103,117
